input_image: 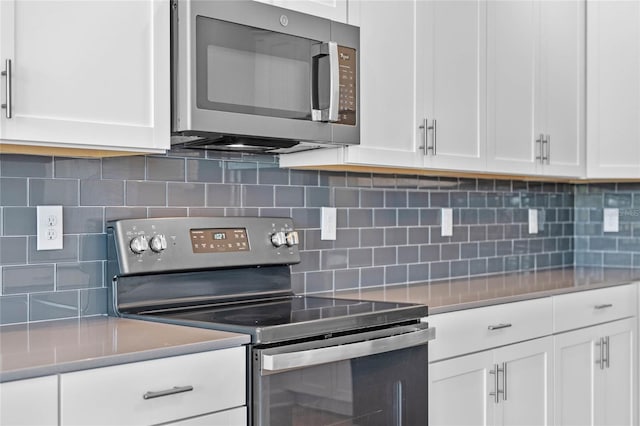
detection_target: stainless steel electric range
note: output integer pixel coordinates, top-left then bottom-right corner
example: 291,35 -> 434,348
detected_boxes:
107,217 -> 434,426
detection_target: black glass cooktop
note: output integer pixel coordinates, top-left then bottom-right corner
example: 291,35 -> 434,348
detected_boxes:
143,295 -> 428,345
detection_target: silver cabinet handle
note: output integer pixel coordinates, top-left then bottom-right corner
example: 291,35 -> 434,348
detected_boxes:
595,304 -> 613,310
543,134 -> 550,164
597,338 -> 604,370
419,118 -> 429,156
535,133 -> 544,163
143,385 -> 194,400
489,363 -> 505,404
1,59 -> 12,119
311,42 -> 339,122
418,118 -> 436,155
502,362 -> 507,401
488,323 -> 512,331
430,119 -> 437,155
489,364 -> 500,404
604,336 -> 610,369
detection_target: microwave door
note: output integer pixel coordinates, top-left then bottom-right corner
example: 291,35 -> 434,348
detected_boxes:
172,0 -> 357,145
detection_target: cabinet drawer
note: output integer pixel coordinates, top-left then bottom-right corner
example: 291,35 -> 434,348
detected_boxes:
428,297 -> 553,361
0,375 -> 58,426
553,284 -> 637,333
60,347 -> 246,426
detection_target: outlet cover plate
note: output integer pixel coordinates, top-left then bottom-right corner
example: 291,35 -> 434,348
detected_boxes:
321,207 -> 337,240
37,205 -> 63,250
528,209 -> 538,234
603,208 -> 619,233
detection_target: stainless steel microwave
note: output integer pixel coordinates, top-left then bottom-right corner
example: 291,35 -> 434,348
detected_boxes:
171,0 -> 360,154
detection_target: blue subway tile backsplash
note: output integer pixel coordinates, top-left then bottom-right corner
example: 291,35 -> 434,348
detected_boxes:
0,151 -> 585,325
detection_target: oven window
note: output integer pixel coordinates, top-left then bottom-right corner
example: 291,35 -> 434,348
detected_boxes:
253,344 -> 428,426
196,16 -> 314,120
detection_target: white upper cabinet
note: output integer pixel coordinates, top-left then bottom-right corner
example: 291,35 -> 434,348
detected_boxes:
342,0 -> 420,169
538,0 -> 585,177
416,0 -> 487,172
282,0 -> 585,179
587,1 -> 640,178
280,0 -> 422,170
253,0 -> 348,23
0,0 -> 169,155
486,0 -> 584,178
486,0 -> 538,175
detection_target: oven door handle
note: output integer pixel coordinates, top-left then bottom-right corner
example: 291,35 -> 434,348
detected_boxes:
261,325 -> 435,373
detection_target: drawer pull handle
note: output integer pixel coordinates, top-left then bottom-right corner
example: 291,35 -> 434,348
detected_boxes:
594,304 -> 613,310
143,385 -> 194,400
488,323 -> 512,331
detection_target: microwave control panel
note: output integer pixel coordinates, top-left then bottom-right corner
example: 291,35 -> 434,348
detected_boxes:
338,46 -> 357,126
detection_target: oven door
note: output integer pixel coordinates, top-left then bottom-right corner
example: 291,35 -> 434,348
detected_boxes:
252,323 -> 434,426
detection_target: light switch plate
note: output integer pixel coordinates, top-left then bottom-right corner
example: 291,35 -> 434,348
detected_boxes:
528,209 -> 538,234
37,205 -> 63,250
321,207 -> 337,240
603,208 -> 619,233
441,208 -> 453,237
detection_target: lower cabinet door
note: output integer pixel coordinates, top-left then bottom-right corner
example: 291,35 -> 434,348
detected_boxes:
554,324 -> 597,426
0,375 -> 58,426
554,318 -> 636,426
429,337 -> 552,426
496,337 -> 553,426
429,350 -> 495,426
166,407 -> 246,426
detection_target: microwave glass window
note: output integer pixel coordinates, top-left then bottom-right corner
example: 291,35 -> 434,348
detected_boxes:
196,16 -> 313,120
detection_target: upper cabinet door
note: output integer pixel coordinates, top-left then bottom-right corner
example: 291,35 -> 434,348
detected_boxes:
254,0 -> 348,23
486,0 -> 539,175
417,0 -> 487,172
341,0 -> 421,169
538,0 -> 585,177
0,0 -> 169,154
587,1 -> 640,178
486,0 -> 585,178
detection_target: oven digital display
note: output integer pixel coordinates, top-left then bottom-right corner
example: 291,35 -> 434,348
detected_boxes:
190,228 -> 249,253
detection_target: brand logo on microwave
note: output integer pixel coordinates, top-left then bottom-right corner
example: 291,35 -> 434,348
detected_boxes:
340,52 -> 350,61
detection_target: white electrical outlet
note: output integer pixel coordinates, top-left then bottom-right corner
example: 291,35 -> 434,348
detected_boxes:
528,209 -> 538,234
321,207 -> 337,240
37,206 -> 63,250
603,208 -> 619,233
441,208 -> 453,237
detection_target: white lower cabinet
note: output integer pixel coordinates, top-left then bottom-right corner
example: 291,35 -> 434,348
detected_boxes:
429,336 -> 552,426
429,284 -> 638,426
554,318 -> 636,426
60,347 -> 246,426
0,375 -> 58,426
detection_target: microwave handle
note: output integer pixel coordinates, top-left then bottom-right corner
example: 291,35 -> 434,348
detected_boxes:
311,42 -> 339,122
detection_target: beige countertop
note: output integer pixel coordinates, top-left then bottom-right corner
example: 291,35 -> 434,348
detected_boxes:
0,316 -> 250,383
334,267 -> 640,315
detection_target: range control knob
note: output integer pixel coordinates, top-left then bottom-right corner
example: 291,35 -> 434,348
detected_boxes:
270,231 -> 287,248
285,231 -> 299,247
129,235 -> 149,254
149,234 -> 167,253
